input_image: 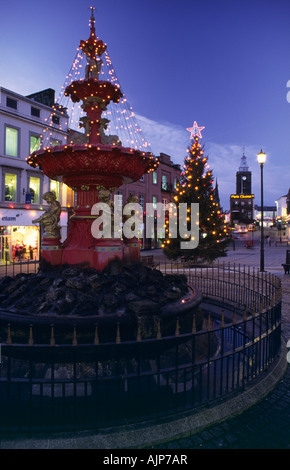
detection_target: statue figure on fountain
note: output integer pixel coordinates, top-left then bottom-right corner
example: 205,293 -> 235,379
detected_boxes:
32,191 -> 62,240
85,57 -> 103,79
99,118 -> 122,146
79,116 -> 91,137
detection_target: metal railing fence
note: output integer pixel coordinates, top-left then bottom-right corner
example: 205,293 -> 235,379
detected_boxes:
0,260 -> 282,432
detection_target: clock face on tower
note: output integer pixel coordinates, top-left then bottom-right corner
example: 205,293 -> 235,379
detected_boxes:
237,172 -> 251,195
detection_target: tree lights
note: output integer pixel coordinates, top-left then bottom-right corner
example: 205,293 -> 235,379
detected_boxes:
162,127 -> 229,262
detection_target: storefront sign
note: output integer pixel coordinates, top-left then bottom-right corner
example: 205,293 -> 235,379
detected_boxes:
0,208 -> 68,226
2,216 -> 17,222
230,194 -> 254,199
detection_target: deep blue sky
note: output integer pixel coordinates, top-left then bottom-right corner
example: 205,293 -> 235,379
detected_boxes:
1,0 -> 290,209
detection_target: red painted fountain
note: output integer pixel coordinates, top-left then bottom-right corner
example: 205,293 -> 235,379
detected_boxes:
28,9 -> 157,272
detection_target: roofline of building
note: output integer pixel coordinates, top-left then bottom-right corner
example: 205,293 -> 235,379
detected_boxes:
0,86 -> 68,118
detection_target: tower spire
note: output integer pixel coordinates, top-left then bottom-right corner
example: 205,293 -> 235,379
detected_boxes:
239,148 -> 249,171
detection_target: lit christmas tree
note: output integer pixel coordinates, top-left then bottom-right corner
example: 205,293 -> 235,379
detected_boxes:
162,123 -> 229,263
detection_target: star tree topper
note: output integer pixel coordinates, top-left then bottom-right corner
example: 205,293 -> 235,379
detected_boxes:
187,121 -> 205,139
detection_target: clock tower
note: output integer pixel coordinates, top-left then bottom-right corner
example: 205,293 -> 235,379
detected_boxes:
236,152 -> 252,195
230,151 -> 254,226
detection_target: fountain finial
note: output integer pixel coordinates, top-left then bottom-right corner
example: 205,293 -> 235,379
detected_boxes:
89,6 -> 96,35
79,6 -> 106,60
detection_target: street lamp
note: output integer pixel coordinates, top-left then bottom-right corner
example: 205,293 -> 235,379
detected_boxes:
257,150 -> 266,272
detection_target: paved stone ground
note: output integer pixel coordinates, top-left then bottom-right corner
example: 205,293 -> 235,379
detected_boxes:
145,243 -> 290,449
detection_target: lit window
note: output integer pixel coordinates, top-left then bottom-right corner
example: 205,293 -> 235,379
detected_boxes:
174,178 -> 178,189
50,180 -> 60,201
5,173 -> 17,201
5,126 -> 19,157
161,175 -> 167,191
30,134 -> 41,153
50,139 -> 61,146
153,172 -> 157,185
152,196 -> 157,210
29,177 -> 40,204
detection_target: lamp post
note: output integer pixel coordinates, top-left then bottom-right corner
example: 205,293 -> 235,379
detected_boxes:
257,150 -> 266,272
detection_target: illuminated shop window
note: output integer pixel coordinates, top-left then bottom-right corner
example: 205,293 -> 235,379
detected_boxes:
5,126 -> 19,157
66,186 -> 75,207
50,180 -> 60,201
30,134 -> 41,153
29,176 -> 40,204
5,173 -> 17,201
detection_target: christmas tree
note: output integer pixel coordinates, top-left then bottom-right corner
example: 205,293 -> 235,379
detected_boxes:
162,123 -> 229,263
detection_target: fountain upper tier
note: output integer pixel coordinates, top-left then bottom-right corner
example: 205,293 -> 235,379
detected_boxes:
27,8 -> 158,190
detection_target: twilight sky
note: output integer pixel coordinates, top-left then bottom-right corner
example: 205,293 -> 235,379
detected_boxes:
1,0 -> 290,209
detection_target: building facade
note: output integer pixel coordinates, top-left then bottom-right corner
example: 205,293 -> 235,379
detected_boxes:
254,205 -> 277,228
113,153 -> 181,249
0,87 -> 73,263
275,195 -> 287,220
230,152 -> 254,226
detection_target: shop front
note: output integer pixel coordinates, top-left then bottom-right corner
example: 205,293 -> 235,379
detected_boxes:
0,208 -> 68,264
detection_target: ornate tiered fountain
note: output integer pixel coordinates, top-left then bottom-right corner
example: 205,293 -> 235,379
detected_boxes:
0,15 -> 284,433
28,9 -> 157,272
0,10 -> 205,433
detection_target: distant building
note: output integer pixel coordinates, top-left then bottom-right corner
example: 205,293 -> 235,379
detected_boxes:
254,205 -> 276,228
230,152 -> 254,226
275,193 -> 289,235
275,194 -> 288,219
113,153 -> 181,250
287,188 -> 290,215
0,87 -> 73,263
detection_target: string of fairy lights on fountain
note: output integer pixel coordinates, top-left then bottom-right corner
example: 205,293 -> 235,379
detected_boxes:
101,49 -> 151,151
39,43 -> 152,153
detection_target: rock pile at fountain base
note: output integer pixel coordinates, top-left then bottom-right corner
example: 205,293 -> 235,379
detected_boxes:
0,264 -> 204,343
0,264 -> 190,317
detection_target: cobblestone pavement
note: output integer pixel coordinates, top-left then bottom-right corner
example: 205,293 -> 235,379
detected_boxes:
147,244 -> 290,449
148,366 -> 290,449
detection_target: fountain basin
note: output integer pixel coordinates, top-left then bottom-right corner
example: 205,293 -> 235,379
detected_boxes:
28,143 -> 157,188
64,78 -> 123,104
